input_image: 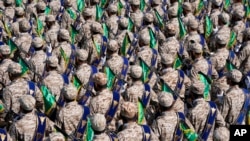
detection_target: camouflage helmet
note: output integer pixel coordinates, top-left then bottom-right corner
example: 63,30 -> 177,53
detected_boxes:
158,92 -> 174,108
47,56 -> 58,68
226,69 -> 242,83
36,1 -> 46,11
93,72 -> 108,86
190,80 -> 205,95
19,19 -> 31,32
32,37 -> 44,48
107,40 -> 119,52
121,102 -> 138,119
76,49 -> 88,61
62,84 -> 78,101
130,65 -> 142,79
0,45 -> 11,55
90,113 -> 106,132
19,95 -> 36,111
8,63 -> 22,75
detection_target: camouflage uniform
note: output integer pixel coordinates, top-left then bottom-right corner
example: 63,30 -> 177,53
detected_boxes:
213,127 -> 230,141
232,9 -> 246,44
129,0 -> 143,32
166,6 -> 179,38
11,7 -> 25,36
45,132 -> 65,141
238,29 -> 250,75
105,4 -> 119,39
61,0 -> 77,30
44,15 -> 60,48
182,2 -> 196,26
3,0 -> 15,23
209,0 -> 222,28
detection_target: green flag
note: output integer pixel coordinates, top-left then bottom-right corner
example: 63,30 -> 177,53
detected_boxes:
162,82 -> 173,93
128,17 -> 134,31
138,101 -> 145,124
18,58 -> 29,76
67,8 -> 77,20
195,0 -> 204,16
100,0 -> 108,8
177,2 -> 183,17
180,122 -> 198,141
227,32 -> 237,49
173,55 -> 182,69
35,16 -> 43,37
226,60 -> 236,71
15,0 -> 22,7
149,28 -> 157,49
140,0 -> 146,12
73,76 -> 82,91
121,33 -> 130,56
117,0 -> 123,16
205,16 -> 213,39
198,72 -> 211,101
3,22 -> 11,38
40,85 -> 56,115
0,104 -> 4,113
7,39 -> 17,55
140,60 -> 150,83
246,5 -> 250,18
105,67 -> 116,90
102,23 -> 109,38
85,117 -> 94,141
45,6 -> 51,15
60,47 -> 69,66
96,5 -> 103,21
224,0 -> 230,10
93,39 -> 101,57
154,9 -> 164,28
178,18 -> 187,39
77,0 -> 85,12
70,25 -> 79,44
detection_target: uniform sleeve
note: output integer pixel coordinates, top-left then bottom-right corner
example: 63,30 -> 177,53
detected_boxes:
211,66 -> 218,80
220,95 -> 230,121
215,109 -> 226,127
151,120 -> 160,140
45,117 -> 55,136
2,88 -> 11,112
34,85 -> 44,112
238,47 -> 249,64
185,117 -> 195,131
150,126 -> 160,141
9,124 -> 18,141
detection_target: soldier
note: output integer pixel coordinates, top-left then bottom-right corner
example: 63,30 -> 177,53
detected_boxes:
220,69 -> 247,127
166,6 -> 179,38
11,7 -> 25,36
56,84 -> 88,138
238,28 -> 250,75
182,2 -> 196,26
45,132 -> 65,141
129,0 -> 143,32
9,95 -> 54,140
44,15 -> 60,49
213,126 -> 230,141
90,113 -> 118,141
150,0 -> 165,26
3,63 -> 44,116
25,0 -> 37,20
117,101 -> 158,141
209,0 -> 222,28
159,54 -> 191,113
0,45 -> 14,91
3,0 -> 15,23
187,81 -> 225,141
61,0 -> 77,30
151,92 -> 195,141
36,1 -> 47,23
232,9 -> 246,44
29,37 -> 47,83
214,13 -> 231,37
105,4 -> 119,39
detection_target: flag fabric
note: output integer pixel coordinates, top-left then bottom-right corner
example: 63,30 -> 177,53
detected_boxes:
195,0 -> 204,16
117,0 -> 123,16
246,5 -> 250,18
18,58 -> 29,76
3,22 -> 11,38
226,60 -> 236,71
100,0 -> 108,8
138,101 -> 145,124
67,8 -> 77,20
45,6 -> 51,15
227,32 -> 237,49
60,48 -> 69,67
154,9 -> 164,28
198,72 -> 211,101
177,2 -> 183,17
105,67 -> 116,90
0,104 -> 4,113
224,0 -> 230,10
35,17 -> 44,37
140,0 -> 146,12
128,17 -> 134,31
140,60 -> 150,83
70,25 -> 78,44
40,85 -> 56,115
149,28 -> 157,49
93,39 -> 101,57
173,55 -> 182,69
121,33 -> 130,56
180,122 -> 198,141
102,23 -> 109,38
15,0 -> 22,7
7,39 -> 17,55
96,5 -> 103,21
77,0 -> 85,12
85,117 -> 94,141
205,16 -> 213,39
73,76 -> 82,91
161,82 -> 173,93
178,18 -> 187,39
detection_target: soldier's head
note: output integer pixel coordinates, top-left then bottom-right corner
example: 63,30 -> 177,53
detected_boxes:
8,63 -> 22,81
19,95 -> 36,113
190,42 -> 203,60
64,0 -> 72,8
187,19 -> 199,32
58,29 -> 70,42
190,80 -> 205,99
232,9 -> 245,21
143,12 -> 154,25
120,102 -> 138,122
32,37 -> 44,51
0,45 -> 11,59
138,30 -> 150,47
151,0 -> 161,7
130,0 -> 140,11
45,15 -> 56,28
213,127 -> 230,141
62,84 -> 78,102
82,8 -> 93,20
161,53 -> 174,69
118,17 -> 129,30
90,113 -> 107,133
76,49 -> 88,65
218,13 -> 230,26
46,55 -> 58,71
168,6 -> 178,19
93,72 -> 108,90
91,22 -> 103,35
211,0 -> 222,9
215,34 -> 229,49
36,1 -> 46,14
107,4 -> 118,16
165,23 -> 176,37
19,19 -> 31,33
158,92 -> 174,111
4,0 -> 14,6
48,132 -> 65,141
129,65 -> 142,81
183,2 -> 192,15
226,69 -> 242,86
15,7 -> 25,18
243,28 -> 250,42
107,40 -> 119,56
